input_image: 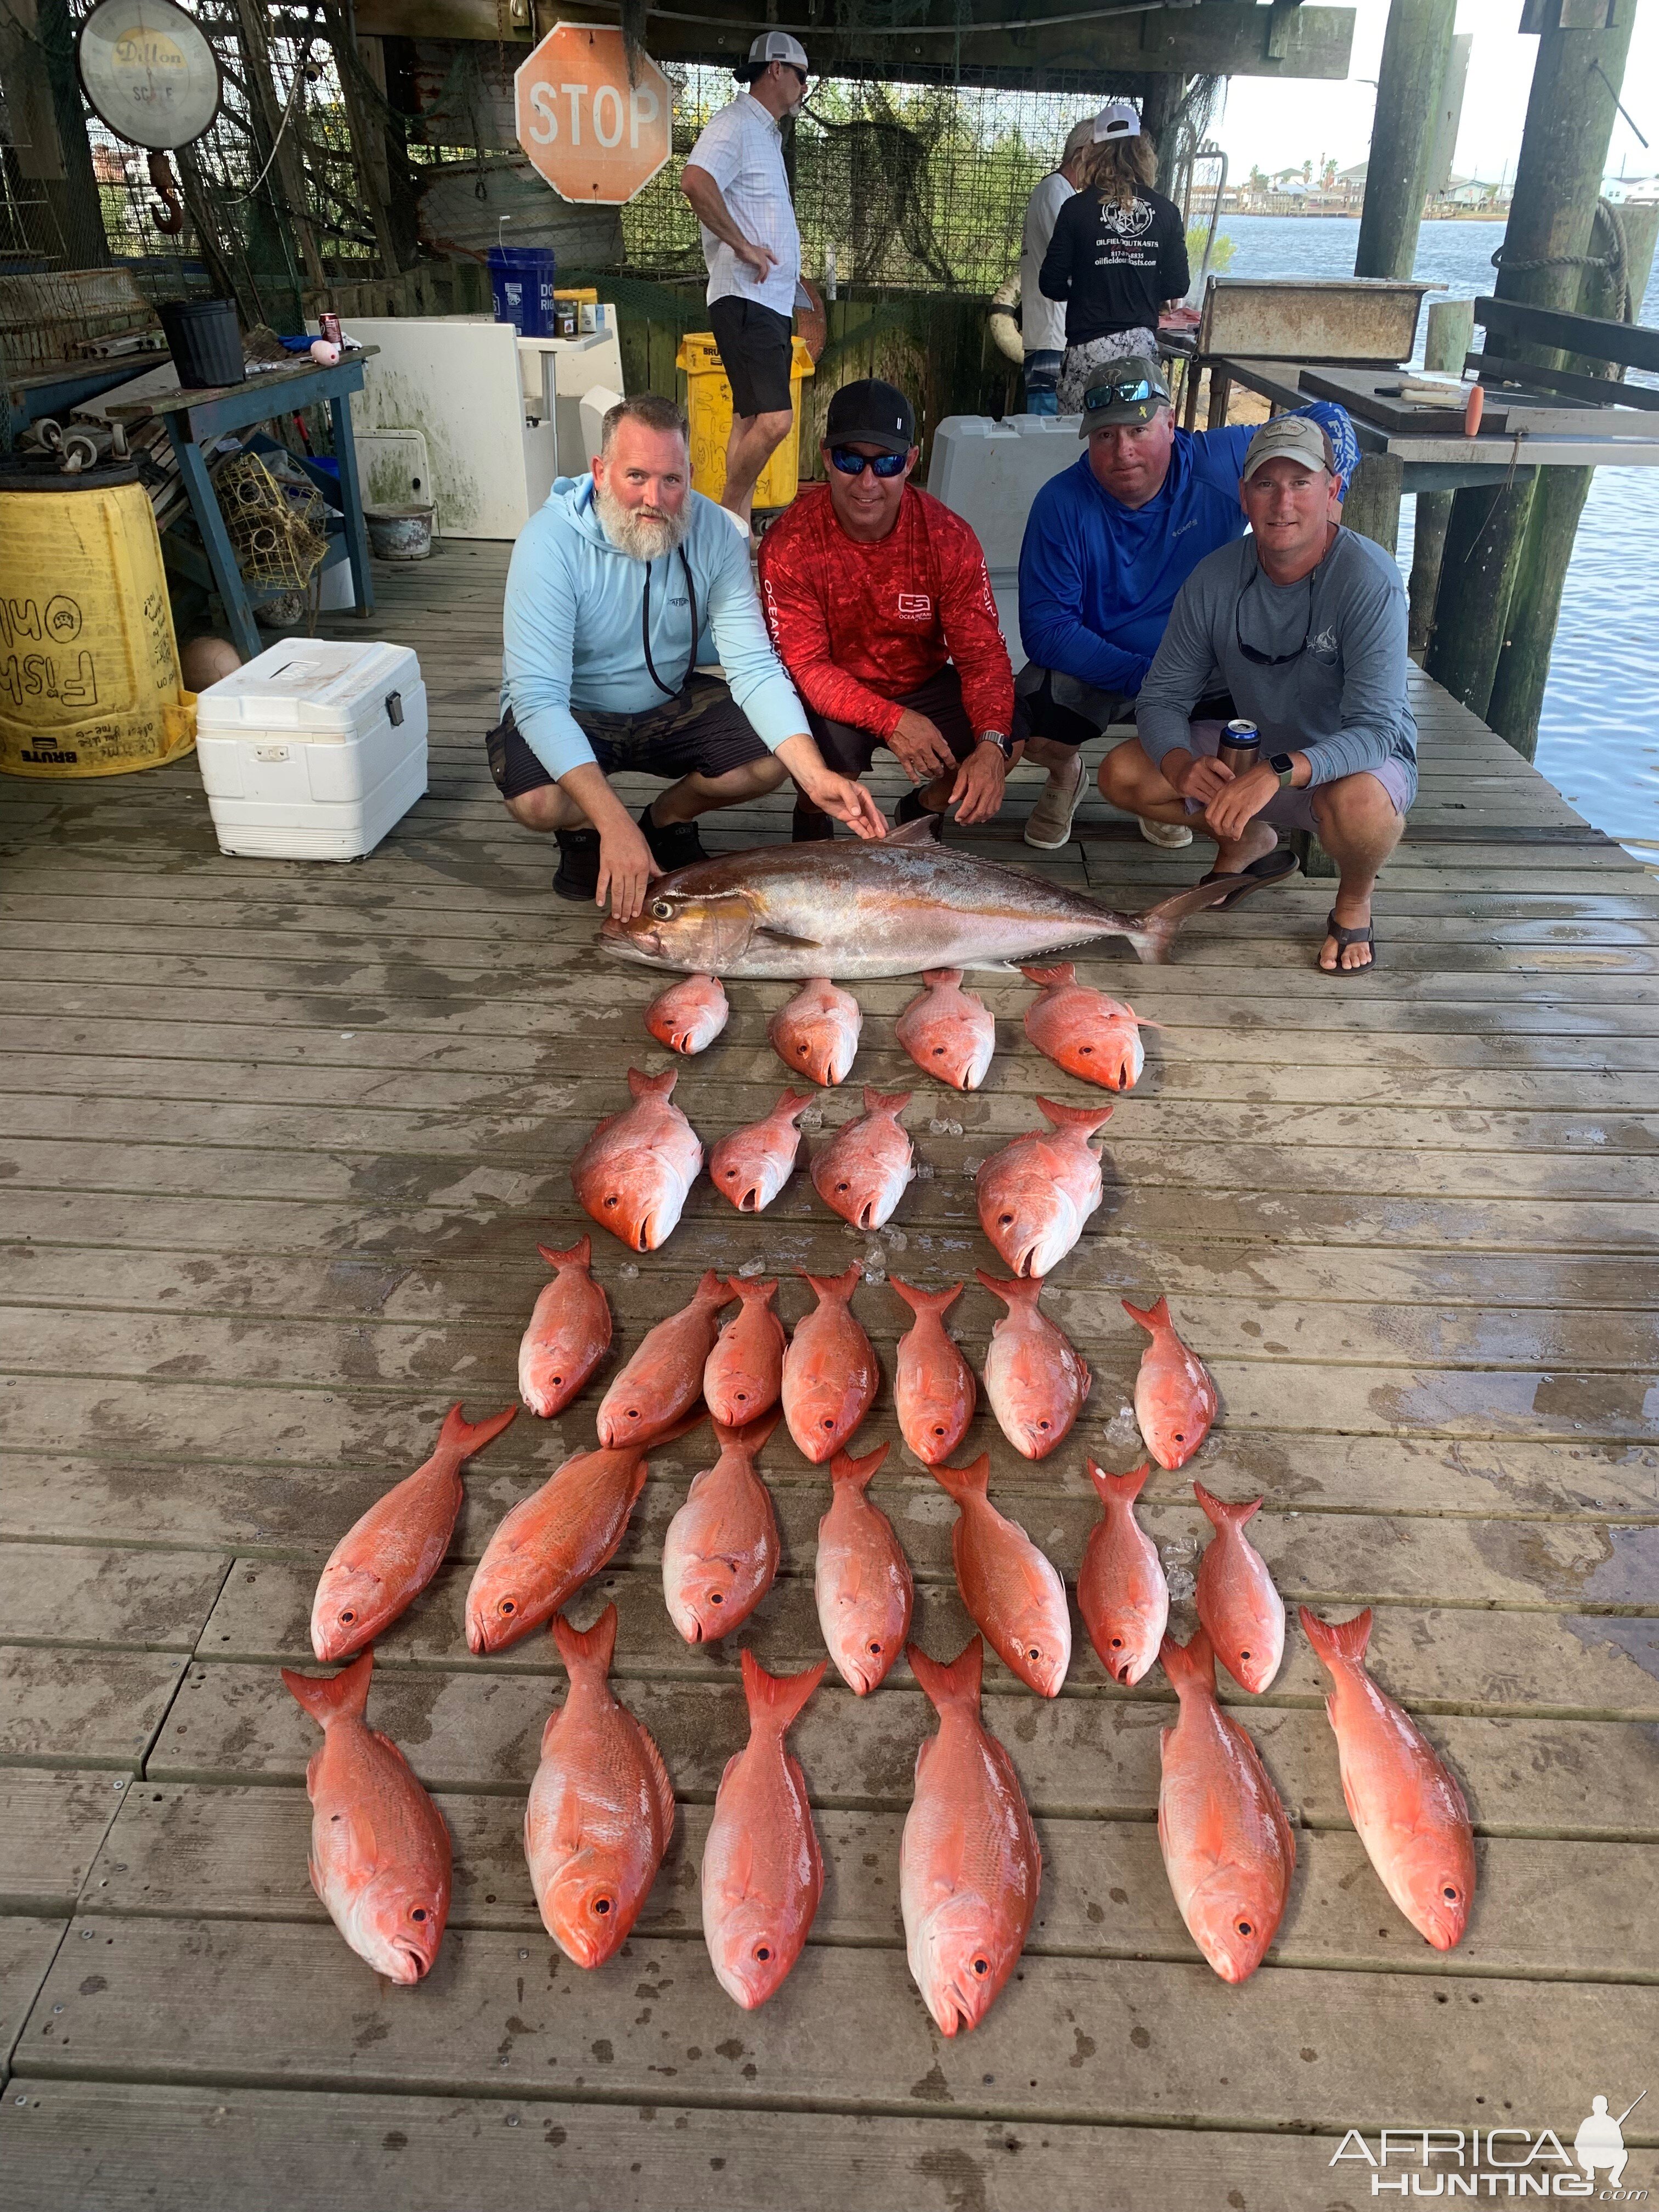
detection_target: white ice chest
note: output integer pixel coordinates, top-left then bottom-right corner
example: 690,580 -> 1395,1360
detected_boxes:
194,639 -> 428,860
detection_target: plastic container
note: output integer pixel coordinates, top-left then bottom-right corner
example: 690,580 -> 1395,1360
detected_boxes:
676,331 -> 816,510
365,503 -> 435,561
925,413 -> 1085,653
193,637 -> 428,860
488,245 -> 557,337
159,297 -> 244,388
0,471 -> 195,778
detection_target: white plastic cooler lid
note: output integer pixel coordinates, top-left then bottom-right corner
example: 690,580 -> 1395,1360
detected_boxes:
195,639 -> 422,744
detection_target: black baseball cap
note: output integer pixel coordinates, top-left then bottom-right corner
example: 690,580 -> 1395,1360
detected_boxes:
824,378 -> 915,456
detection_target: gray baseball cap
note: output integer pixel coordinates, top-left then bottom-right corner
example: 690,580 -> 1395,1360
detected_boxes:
1242,415 -> 1336,479
1079,354 -> 1170,436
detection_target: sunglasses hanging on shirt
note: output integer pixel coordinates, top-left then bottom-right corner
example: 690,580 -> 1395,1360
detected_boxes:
1233,565 -> 1315,668
828,445 -> 908,479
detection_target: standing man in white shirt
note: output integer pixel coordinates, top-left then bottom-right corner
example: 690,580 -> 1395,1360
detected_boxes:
680,32 -> 809,526
1018,116 -> 1094,415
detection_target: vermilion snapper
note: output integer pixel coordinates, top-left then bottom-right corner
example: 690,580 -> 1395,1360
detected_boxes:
1077,1460 -> 1167,1686
815,1441 -> 913,1694
888,1278 -> 975,1466
571,1067 -> 702,1252
701,1650 -> 826,2008
894,968 -> 995,1092
645,972 -> 729,1054
708,1088 -> 813,1214
1122,1294 -> 1217,1470
703,1275 -> 786,1429
976,1097 -> 1111,1278
1301,1605 -> 1476,1951
661,1413 -> 782,1645
975,1268 -> 1091,1461
781,1263 -> 878,1464
768,975 -> 861,1086
811,1085 -> 914,1231
1193,1480 -> 1285,1694
930,1454 -> 1071,1697
596,1270 -> 730,1448
1018,963 -> 1158,1091
311,1402 -> 517,1662
518,1238 -> 611,1419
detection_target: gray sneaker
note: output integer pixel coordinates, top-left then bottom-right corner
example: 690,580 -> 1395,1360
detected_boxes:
1023,751 -> 1086,850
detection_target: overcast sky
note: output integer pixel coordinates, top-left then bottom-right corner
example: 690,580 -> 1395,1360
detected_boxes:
1211,0 -> 1658,186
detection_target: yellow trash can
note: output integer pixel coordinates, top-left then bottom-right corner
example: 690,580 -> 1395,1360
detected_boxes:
0,473 -> 194,778
675,331 -> 815,510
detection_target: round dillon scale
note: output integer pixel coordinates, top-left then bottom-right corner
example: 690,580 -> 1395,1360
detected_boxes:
76,0 -> 222,150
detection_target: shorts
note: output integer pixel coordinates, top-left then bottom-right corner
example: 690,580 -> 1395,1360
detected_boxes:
709,296 -> 794,419
1058,329 -> 1160,416
1180,720 -> 1417,833
486,675 -> 770,801
806,664 -> 978,778
1024,348 -> 1062,417
1015,664 -> 1237,750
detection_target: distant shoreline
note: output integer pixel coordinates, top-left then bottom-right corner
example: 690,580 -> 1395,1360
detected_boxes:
1222,208 -> 1511,222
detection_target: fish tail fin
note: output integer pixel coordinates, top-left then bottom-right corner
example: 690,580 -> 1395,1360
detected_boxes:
1159,1625 -> 1216,1694
651,1407 -> 709,1450
741,1648 -> 826,1737
537,1235 -> 591,1272
973,1266 -> 1037,1309
551,1602 -> 617,1678
712,1408 -> 782,1456
1088,1458 -> 1150,1506
921,968 -> 963,989
830,1441 -> 889,1492
1120,876 -> 1242,966
1193,1479 -> 1261,1532
890,1276 -> 962,1321
802,1262 -> 862,1305
906,1635 -> 983,1714
435,1401 -> 518,1461
1036,1095 -> 1114,1136
695,1269 -> 732,1307
929,1454 -> 990,1509
628,1065 -> 679,1100
775,1087 -> 815,1121
726,1274 -> 778,1307
1300,1605 -> 1373,1671
1017,962 -> 1076,989
281,1649 -> 373,1728
1121,1293 -> 1171,1335
862,1086 -> 912,1118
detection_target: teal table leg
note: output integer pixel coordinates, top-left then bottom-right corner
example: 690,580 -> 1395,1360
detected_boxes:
171,427 -> 261,661
329,392 -> 375,617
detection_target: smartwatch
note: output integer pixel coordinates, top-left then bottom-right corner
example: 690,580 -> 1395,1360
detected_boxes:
1269,751 -> 1296,791
979,731 -> 1016,760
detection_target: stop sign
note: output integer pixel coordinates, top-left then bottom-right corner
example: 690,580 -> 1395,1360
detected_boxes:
515,24 -> 672,206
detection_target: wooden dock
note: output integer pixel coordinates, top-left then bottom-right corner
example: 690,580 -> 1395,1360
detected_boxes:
2,537 -> 1656,2210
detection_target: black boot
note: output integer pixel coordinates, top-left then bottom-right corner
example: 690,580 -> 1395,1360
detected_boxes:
792,798 -> 834,843
552,828 -> 601,901
639,802 -> 707,872
896,786 -> 945,832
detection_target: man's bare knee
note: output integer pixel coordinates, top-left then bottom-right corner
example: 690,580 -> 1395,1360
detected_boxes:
1312,773 -> 1404,864
505,785 -> 570,833
1098,738 -> 1158,805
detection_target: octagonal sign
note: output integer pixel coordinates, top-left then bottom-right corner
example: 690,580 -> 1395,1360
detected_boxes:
515,24 -> 672,206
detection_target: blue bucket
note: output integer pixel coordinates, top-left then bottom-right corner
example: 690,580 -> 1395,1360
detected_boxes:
488,245 -> 557,336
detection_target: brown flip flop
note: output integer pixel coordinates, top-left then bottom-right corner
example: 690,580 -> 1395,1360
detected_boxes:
1321,910 -> 1379,975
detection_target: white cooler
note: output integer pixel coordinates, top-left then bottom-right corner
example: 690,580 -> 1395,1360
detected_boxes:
194,639 -> 428,860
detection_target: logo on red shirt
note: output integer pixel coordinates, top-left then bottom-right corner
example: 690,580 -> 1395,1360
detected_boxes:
896,592 -> 932,618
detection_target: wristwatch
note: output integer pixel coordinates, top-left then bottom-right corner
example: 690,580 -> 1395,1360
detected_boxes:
979,731 -> 1015,759
1269,751 -> 1296,791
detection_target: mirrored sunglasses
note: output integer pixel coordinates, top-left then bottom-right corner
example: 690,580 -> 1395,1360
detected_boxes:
828,445 -> 907,478
1084,375 -> 1159,413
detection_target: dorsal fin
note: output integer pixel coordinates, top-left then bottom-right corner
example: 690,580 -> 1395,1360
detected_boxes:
887,815 -> 943,849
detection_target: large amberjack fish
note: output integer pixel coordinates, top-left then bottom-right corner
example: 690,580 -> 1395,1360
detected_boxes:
815,1441 -> 914,1695
661,1413 -> 782,1645
768,975 -> 862,1086
703,1276 -> 787,1429
1122,1294 -> 1218,1470
571,1067 -> 703,1252
596,1271 -> 730,1448
645,972 -> 729,1055
889,1278 -> 975,1466
599,817 -> 1252,978
975,1269 -> 1091,1462
1157,1627 -> 1295,1984
1194,1481 -> 1285,1695
1018,963 -> 1158,1092
901,1637 -> 1040,2036
811,1086 -> 914,1231
280,1651 -> 452,1984
1300,1606 -> 1476,1951
518,1238 -> 612,1419
930,1454 -> 1071,1697
526,1606 -> 676,1968
311,1402 -> 517,1662
1077,1461 -> 1167,1686
708,1088 -> 813,1214
977,1097 -> 1111,1278
781,1263 -> 878,1464
895,968 -> 995,1091
701,1651 -> 827,2008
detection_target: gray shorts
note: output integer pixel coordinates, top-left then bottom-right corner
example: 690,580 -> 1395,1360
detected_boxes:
1180,720 -> 1416,834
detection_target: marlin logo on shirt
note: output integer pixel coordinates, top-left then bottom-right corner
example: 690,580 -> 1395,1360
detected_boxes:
896,593 -> 932,618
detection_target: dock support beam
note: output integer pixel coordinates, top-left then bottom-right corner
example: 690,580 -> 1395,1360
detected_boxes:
1407,298 -> 1474,656
1353,0 -> 1457,280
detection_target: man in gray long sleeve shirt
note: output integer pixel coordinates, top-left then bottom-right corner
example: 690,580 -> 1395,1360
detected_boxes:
1101,415 -> 1415,973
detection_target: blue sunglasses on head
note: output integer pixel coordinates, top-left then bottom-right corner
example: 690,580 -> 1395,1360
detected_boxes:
828,445 -> 908,478
1083,374 -> 1160,414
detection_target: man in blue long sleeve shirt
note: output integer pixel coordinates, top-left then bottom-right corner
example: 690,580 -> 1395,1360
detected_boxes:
490,392 -> 882,918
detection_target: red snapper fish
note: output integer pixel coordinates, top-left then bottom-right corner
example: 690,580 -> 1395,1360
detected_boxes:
701,1650 -> 827,2008
1301,1606 -> 1476,1951
596,1270 -> 730,1448
464,1412 -> 701,1654
703,1275 -> 786,1429
1018,963 -> 1158,1091
781,1263 -> 878,1464
1194,1481 -> 1285,1694
518,1238 -> 612,1419
931,1455 -> 1071,1697
571,1067 -> 703,1252
311,1402 -> 517,1662
708,1088 -> 812,1214
901,1637 -> 1040,2036
281,1651 -> 452,1984
895,968 -> 995,1092
977,1097 -> 1111,1278
525,1605 -> 676,1968
768,975 -> 861,1086
815,1441 -> 914,1695
811,1086 -> 914,1231
975,1269 -> 1091,1462
1122,1294 -> 1218,1469
889,1278 -> 975,1466
1077,1460 -> 1167,1686
661,1413 -> 782,1645
1157,1627 -> 1295,1984
646,972 -> 729,1055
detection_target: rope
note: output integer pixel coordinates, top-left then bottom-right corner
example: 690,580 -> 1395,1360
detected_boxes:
1490,197 -> 1633,320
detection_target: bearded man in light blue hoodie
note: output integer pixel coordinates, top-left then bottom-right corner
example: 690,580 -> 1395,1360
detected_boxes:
490,392 -> 884,919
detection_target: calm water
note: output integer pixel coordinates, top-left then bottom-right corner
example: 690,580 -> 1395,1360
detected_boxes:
1215,215 -> 1659,856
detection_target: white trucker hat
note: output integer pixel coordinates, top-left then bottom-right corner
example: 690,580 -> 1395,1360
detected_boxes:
742,30 -> 809,73
1093,100 -> 1142,141
1242,415 -> 1336,480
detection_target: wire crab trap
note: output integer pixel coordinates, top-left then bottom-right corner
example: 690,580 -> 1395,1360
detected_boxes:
212,450 -> 328,593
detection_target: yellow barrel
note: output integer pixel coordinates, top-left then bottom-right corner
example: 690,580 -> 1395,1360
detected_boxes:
0,475 -> 194,778
675,331 -> 815,510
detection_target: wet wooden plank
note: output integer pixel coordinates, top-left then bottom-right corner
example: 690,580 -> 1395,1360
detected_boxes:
0,1547 -> 228,1654
0,1648 -> 186,1770
0,1919 -> 66,2074
0,1773 -> 122,1913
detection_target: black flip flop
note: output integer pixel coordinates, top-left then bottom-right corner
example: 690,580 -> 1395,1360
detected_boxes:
1321,910 -> 1379,975
1197,846 -> 1301,911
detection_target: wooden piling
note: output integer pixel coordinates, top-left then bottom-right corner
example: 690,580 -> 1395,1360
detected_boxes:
1353,0 -> 1458,281
1407,297 -> 1474,656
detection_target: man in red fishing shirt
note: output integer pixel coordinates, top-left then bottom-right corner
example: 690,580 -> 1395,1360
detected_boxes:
758,377 -> 1019,840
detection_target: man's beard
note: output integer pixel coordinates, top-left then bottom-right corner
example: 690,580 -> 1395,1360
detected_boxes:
594,478 -> 689,563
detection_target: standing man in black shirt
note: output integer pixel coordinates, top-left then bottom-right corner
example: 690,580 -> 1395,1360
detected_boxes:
1039,101 -> 1189,416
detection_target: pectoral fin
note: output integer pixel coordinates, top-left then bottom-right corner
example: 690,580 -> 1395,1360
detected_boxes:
755,925 -> 822,949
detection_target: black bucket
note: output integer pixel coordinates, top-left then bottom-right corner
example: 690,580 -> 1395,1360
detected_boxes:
159,298 -> 244,390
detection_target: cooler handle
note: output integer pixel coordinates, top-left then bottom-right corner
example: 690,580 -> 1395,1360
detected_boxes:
385,690 -> 404,727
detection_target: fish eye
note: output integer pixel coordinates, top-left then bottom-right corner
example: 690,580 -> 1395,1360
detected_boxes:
410,1906 -> 428,1922
1443,1885 -> 1460,1900
1235,1918 -> 1252,1937
868,1640 -> 882,1656
708,1590 -> 724,1605
1037,1419 -> 1049,1431
933,1046 -> 944,1056
1109,1635 -> 1123,1649
972,1956 -> 989,1977
651,900 -> 673,920
754,1943 -> 771,1962
1240,1648 -> 1251,1660
1080,1044 -> 1093,1055
499,1599 -> 516,1616
1028,1646 -> 1041,1662
594,1897 -> 612,1916
604,1195 -> 618,1209
999,1213 -> 1013,1226
822,1417 -> 835,1430
340,1610 -> 355,1624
